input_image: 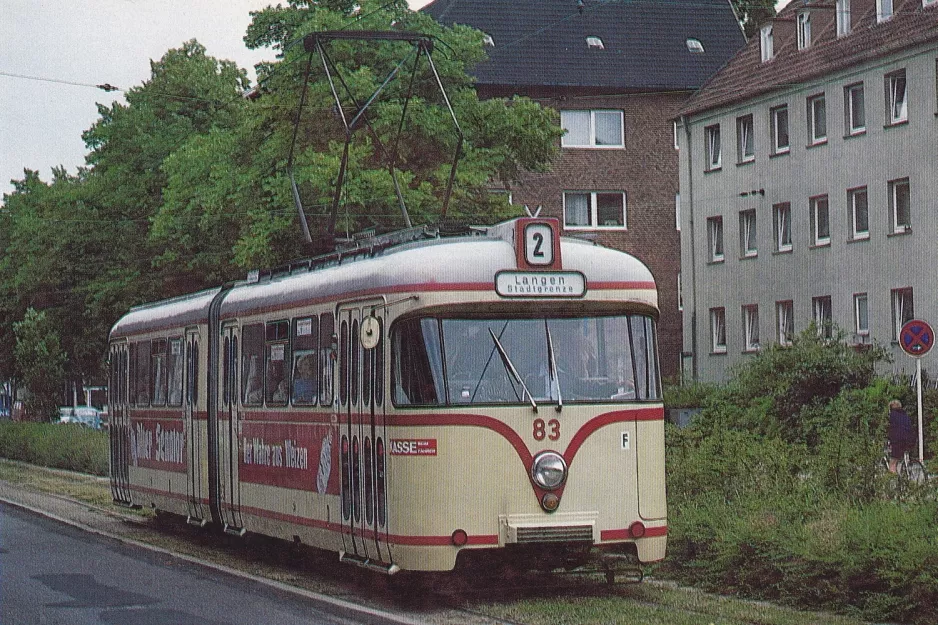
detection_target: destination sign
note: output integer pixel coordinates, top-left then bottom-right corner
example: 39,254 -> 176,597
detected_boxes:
495,271 -> 586,298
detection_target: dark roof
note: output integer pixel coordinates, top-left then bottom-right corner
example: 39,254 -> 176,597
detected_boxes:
422,0 -> 746,91
680,0 -> 938,116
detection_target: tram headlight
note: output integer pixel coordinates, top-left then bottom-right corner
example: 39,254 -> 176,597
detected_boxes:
531,451 -> 567,490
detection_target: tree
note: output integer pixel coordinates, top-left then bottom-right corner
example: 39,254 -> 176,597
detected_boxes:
731,0 -> 776,39
13,308 -> 66,421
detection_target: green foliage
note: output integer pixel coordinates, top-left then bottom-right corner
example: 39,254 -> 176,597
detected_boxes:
0,422 -> 108,476
666,330 -> 938,624
13,309 -> 66,421
731,0 -> 776,38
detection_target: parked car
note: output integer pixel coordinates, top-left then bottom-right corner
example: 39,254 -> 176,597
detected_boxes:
58,406 -> 103,429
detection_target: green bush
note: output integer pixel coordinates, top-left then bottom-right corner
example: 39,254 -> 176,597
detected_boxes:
0,422 -> 108,475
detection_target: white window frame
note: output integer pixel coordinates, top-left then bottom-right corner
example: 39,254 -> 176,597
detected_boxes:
889,177 -> 911,232
886,70 -> 908,125
560,110 -> 624,148
813,295 -> 833,339
736,114 -> 755,163
836,0 -> 851,36
743,305 -> 760,352
776,300 -> 794,346
811,195 -> 831,245
675,193 -> 681,231
760,24 -> 774,62
845,83 -> 866,135
710,308 -> 727,353
739,209 -> 757,258
877,0 -> 893,22
562,191 -> 627,230
797,12 -> 812,49
708,216 -> 724,262
854,293 -> 869,336
848,186 -> 869,240
807,93 -> 827,144
677,273 -> 683,311
891,287 -> 914,340
771,105 -> 790,154
673,121 -> 680,150
705,124 -> 721,170
774,202 -> 792,252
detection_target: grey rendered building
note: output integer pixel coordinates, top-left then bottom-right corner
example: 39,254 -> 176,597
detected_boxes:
677,0 -> 938,382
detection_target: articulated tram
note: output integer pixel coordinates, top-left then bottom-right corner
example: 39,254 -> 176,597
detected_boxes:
108,217 -> 667,573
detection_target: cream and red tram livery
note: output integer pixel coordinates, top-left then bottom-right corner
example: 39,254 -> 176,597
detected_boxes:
108,217 -> 667,573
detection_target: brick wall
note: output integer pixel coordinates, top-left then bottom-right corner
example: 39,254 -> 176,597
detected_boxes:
499,91 -> 688,380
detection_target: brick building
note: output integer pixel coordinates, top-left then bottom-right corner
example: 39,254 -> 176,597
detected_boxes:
424,0 -> 746,378
677,0 -> 938,382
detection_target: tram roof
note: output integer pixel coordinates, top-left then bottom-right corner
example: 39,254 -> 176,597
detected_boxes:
111,228 -> 656,338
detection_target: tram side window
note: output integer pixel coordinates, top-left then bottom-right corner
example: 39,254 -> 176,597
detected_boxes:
167,337 -> 184,407
135,341 -> 151,406
629,316 -> 660,400
151,339 -> 168,406
320,313 -> 335,407
292,317 -> 319,405
374,318 -> 384,407
242,324 -> 264,405
266,320 -> 290,406
392,318 -> 443,406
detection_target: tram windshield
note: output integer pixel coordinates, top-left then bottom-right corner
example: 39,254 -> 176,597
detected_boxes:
392,315 -> 660,407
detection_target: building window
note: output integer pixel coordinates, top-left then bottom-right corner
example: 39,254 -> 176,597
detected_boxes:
848,186 -> 869,240
889,177 -> 911,232
797,12 -> 812,49
563,191 -> 626,229
773,202 -> 792,252
710,308 -> 727,353
705,124 -> 721,170
760,24 -> 774,62
892,287 -> 914,340
737,114 -> 755,163
807,94 -> 827,144
739,209 -> 757,257
813,295 -> 833,339
777,300 -> 794,346
743,305 -> 760,352
877,0 -> 893,22
586,36 -> 604,49
845,83 -> 865,135
771,105 -> 790,154
854,293 -> 869,336
686,38 -> 705,53
561,110 -> 624,148
836,0 -> 851,36
810,195 -> 830,245
885,70 -> 908,125
675,193 -> 681,231
708,216 -> 724,262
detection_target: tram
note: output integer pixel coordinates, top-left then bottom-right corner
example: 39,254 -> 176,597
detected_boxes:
107,217 -> 667,573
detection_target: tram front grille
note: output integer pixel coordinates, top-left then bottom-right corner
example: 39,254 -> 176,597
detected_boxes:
514,524 -> 594,543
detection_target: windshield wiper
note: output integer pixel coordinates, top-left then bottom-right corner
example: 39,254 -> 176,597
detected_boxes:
545,320 -> 562,412
488,328 -> 538,412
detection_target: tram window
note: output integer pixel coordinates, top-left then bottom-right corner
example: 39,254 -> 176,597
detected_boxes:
320,313 -> 335,406
362,328 -> 373,409
340,321 -> 349,407
392,318 -> 443,405
223,336 -> 231,406
135,341 -> 151,406
167,337 -> 184,407
630,316 -> 660,400
151,339 -> 168,406
191,340 -> 199,406
351,319 -> 360,406
128,343 -> 136,405
266,320 -> 290,406
374,319 -> 384,407
292,317 -> 319,406
242,324 -> 264,405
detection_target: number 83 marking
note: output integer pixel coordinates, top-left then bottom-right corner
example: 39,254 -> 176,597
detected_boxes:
533,418 -> 560,441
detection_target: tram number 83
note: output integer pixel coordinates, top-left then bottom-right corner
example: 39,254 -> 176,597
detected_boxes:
533,418 -> 561,441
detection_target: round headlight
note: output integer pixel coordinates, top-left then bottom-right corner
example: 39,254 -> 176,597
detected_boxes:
531,451 -> 567,490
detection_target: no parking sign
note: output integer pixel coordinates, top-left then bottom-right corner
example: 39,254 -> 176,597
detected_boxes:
899,319 -> 934,357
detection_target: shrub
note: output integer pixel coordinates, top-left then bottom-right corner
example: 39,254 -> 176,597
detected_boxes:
0,422 -> 108,475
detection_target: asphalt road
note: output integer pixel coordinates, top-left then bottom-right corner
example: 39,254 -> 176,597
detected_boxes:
0,503 -> 399,625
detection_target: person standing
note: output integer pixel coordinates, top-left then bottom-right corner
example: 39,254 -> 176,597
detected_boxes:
887,400 -> 915,473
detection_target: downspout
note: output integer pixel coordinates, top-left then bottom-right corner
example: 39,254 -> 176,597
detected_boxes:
680,115 -> 698,383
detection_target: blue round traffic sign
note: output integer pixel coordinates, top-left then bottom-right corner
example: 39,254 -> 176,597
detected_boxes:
899,319 -> 934,357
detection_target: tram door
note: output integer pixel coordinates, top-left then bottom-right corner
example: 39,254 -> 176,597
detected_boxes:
109,341 -> 132,506
184,328 -> 206,524
217,323 -> 244,533
337,301 -> 389,565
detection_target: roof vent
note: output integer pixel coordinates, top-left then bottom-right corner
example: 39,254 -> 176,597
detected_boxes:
686,38 -> 704,53
586,36 -> 604,49
482,33 -> 495,47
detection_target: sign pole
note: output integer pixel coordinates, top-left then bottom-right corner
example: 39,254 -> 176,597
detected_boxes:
917,357 -> 924,463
